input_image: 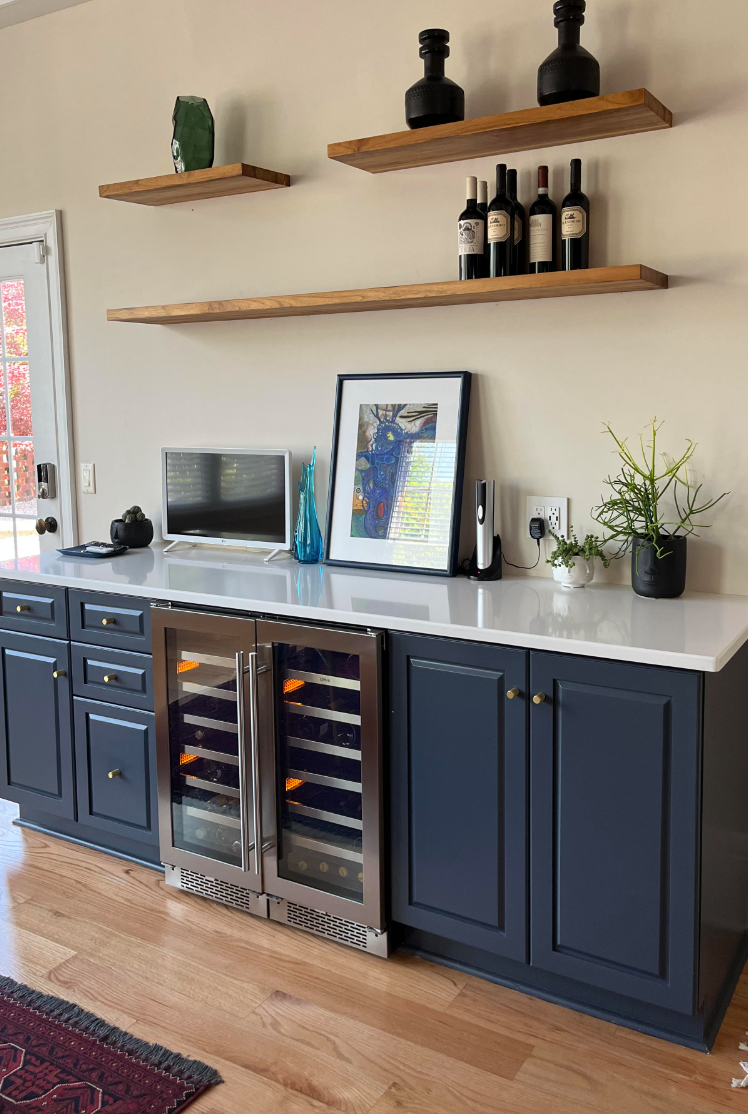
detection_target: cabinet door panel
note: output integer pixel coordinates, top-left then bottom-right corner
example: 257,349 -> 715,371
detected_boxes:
390,633 -> 527,961
530,652 -> 700,1013
0,631 -> 74,817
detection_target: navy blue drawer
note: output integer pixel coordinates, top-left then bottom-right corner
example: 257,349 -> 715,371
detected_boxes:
71,643 -> 153,711
73,697 -> 157,845
0,580 -> 67,639
69,590 -> 151,652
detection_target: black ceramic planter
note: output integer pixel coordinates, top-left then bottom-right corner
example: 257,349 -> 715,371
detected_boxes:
631,535 -> 687,599
110,517 -> 154,548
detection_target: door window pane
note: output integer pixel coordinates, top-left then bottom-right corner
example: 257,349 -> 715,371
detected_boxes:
0,366 -> 5,436
0,442 -> 11,513
12,441 -> 36,516
8,363 -> 31,435
1,281 -> 28,358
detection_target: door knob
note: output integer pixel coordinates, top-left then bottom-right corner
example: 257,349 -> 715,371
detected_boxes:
506,688 -> 520,700
108,769 -> 121,779
103,674 -> 118,683
532,692 -> 546,704
16,604 -> 30,612
34,517 -> 58,535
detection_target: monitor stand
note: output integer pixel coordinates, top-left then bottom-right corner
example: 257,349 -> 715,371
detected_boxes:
164,540 -> 196,554
263,549 -> 282,563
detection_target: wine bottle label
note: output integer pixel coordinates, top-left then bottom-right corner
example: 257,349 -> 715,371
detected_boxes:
458,219 -> 484,255
561,206 -> 587,239
514,216 -> 523,246
487,211 -> 511,243
529,214 -> 553,263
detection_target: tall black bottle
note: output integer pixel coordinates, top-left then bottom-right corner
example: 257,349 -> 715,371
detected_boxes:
561,158 -> 590,269
487,164 -> 514,278
537,0 -> 600,107
405,29 -> 465,130
529,166 -> 557,273
458,176 -> 486,281
477,180 -> 489,277
507,169 -> 526,275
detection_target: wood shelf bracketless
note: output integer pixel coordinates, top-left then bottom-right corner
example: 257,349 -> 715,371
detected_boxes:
99,163 -> 291,206
328,89 -> 672,173
106,265 -> 667,324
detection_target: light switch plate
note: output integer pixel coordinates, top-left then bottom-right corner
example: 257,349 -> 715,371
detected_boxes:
80,462 -> 96,494
527,496 -> 569,539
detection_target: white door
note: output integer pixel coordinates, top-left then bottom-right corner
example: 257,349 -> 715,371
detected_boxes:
0,236 -> 73,561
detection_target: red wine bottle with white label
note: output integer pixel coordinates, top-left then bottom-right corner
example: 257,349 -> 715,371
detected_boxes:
487,164 -> 514,278
561,158 -> 589,270
507,169 -> 525,275
529,165 -> 557,274
458,176 -> 486,280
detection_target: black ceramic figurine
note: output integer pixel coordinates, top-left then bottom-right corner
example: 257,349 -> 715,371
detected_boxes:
110,505 -> 154,549
405,29 -> 465,130
537,0 -> 600,107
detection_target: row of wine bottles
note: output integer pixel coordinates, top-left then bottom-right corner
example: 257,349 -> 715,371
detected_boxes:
458,159 -> 590,280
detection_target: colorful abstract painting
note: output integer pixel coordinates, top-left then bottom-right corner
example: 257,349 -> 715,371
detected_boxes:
350,403 -> 442,542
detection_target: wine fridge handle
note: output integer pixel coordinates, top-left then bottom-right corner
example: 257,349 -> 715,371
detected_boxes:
247,651 -> 263,884
235,650 -> 250,874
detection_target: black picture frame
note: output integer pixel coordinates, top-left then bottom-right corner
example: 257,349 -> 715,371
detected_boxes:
324,371 -> 472,578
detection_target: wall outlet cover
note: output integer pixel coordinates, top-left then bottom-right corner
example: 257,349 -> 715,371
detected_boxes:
527,496 -> 569,539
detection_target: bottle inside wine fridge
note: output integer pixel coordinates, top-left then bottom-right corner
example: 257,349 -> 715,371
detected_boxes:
529,165 -> 557,274
561,158 -> 590,270
458,176 -> 486,281
487,163 -> 514,278
507,169 -> 525,276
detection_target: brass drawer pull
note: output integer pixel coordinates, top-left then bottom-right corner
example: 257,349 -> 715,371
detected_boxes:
506,688 -> 520,700
101,617 -> 116,626
16,604 -> 30,613
103,673 -> 118,683
532,692 -> 546,705
108,769 -> 121,779
52,670 -> 66,679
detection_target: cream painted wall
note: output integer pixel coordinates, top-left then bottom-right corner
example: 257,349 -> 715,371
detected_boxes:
0,0 -> 746,591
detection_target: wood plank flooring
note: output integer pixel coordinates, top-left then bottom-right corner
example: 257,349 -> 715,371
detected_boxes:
1,798 -> 747,1113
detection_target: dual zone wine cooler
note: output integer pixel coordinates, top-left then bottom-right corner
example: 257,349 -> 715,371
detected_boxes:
151,607 -> 387,955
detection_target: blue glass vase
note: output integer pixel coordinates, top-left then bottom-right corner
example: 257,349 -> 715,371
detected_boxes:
294,448 -> 323,564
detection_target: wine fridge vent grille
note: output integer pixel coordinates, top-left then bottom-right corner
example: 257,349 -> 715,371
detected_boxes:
179,869 -> 257,913
285,901 -> 368,949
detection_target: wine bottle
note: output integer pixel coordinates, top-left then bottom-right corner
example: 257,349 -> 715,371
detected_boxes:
477,180 -> 489,277
529,165 -> 557,273
487,164 -> 514,278
507,169 -> 526,276
561,158 -> 590,270
458,176 -> 486,281
405,29 -> 465,130
537,0 -> 600,107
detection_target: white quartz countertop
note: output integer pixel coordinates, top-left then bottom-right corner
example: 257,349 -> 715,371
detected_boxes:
2,545 -> 748,672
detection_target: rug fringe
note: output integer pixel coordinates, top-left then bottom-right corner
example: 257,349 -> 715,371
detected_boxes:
0,975 -> 223,1088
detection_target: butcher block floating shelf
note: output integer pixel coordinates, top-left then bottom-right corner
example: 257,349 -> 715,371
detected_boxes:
98,163 -> 290,205
328,89 -> 672,174
107,266 -> 668,325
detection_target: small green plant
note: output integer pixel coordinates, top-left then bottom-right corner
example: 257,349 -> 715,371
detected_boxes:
591,419 -> 728,560
121,504 -> 146,524
547,527 -> 611,570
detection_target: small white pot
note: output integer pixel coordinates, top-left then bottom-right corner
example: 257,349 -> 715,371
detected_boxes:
552,556 -> 594,589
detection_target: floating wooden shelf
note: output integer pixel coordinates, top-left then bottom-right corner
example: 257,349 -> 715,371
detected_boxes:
99,163 -> 290,206
107,265 -> 667,325
328,89 -> 672,174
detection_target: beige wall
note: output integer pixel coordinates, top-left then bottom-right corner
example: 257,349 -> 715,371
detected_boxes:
1,0 -> 746,591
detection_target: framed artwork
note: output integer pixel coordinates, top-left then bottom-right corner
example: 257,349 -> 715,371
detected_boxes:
324,372 -> 471,577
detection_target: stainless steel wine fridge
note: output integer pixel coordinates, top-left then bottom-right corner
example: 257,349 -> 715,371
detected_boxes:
151,607 -> 387,955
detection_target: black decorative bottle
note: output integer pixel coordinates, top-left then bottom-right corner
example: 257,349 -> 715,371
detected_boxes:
561,158 -> 590,269
537,0 -> 600,107
405,29 -> 465,130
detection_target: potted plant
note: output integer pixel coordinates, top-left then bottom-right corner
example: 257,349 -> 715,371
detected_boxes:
110,505 -> 154,548
547,527 -> 610,588
591,420 -> 727,599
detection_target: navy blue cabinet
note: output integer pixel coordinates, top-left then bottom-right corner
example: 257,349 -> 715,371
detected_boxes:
529,652 -> 701,1014
390,633 -> 528,962
0,630 -> 75,818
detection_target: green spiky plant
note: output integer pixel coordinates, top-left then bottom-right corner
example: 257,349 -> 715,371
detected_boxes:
547,527 -> 611,570
121,505 -> 147,525
591,420 -> 728,560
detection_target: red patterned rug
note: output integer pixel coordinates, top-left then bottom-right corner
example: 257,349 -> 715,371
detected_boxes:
0,976 -> 222,1112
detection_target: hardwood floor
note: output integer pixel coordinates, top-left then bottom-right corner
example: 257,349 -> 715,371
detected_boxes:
1,798 -> 747,1113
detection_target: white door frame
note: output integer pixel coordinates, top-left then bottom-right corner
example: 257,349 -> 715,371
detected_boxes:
0,210 -> 77,546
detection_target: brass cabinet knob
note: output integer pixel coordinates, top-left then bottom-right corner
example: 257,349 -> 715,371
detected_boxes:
506,688 -> 520,700
532,692 -> 546,705
52,670 -> 66,679
16,604 -> 30,612
103,673 -> 117,683
108,769 -> 121,779
101,617 -> 116,626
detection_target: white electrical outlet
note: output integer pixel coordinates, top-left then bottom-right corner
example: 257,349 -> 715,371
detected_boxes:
527,496 -> 569,539
80,462 -> 96,494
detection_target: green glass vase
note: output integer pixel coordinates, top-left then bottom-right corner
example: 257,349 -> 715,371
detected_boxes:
171,96 -> 214,173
